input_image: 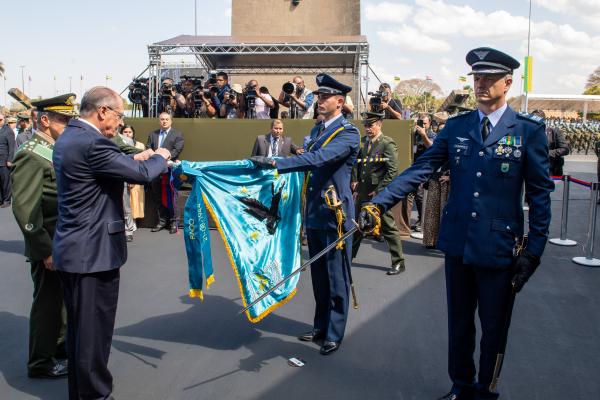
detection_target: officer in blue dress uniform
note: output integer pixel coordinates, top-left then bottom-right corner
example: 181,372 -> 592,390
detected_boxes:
359,48 -> 553,399
250,74 -> 360,355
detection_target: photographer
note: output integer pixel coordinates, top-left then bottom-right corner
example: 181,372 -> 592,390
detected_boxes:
214,72 -> 232,118
220,84 -> 243,119
371,83 -> 403,119
240,79 -> 274,119
411,114 -> 436,231
278,75 -> 314,119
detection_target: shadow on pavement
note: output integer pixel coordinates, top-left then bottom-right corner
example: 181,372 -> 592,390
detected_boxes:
0,239 -> 25,256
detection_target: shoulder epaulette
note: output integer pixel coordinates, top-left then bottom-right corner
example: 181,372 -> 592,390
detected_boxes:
517,112 -> 544,125
448,110 -> 472,120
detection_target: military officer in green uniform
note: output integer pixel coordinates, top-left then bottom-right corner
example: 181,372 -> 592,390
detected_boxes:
351,112 -> 406,275
11,93 -> 78,378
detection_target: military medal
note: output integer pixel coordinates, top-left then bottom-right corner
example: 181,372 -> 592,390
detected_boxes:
496,145 -> 504,155
504,147 -> 512,155
513,136 -> 522,158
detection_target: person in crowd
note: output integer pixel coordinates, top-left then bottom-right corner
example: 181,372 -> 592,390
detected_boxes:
250,74 -> 360,356
595,137 -> 600,204
146,112 -> 184,234
251,119 -> 303,157
214,71 -> 232,118
277,75 -> 314,119
52,86 -> 171,400
351,112 -> 405,275
379,83 -> 403,119
241,79 -> 274,119
342,94 -> 355,119
0,115 -> 17,207
11,93 -> 78,380
220,84 -> 243,119
358,47 -> 553,400
16,110 -> 37,146
411,113 -> 437,232
422,111 -> 451,248
121,125 -> 146,226
531,109 -> 570,176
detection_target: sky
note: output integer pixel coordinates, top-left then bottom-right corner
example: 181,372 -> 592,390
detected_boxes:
1,0 -> 598,107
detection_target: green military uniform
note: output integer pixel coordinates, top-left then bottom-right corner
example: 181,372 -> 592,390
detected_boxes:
352,114 -> 405,273
10,93 -> 77,377
113,132 -> 142,155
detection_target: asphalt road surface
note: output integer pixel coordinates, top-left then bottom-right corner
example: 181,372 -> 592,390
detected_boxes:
1,157 -> 598,400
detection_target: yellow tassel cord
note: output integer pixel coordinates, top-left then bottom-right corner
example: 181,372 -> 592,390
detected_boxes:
201,193 -> 297,323
362,204 -> 382,237
206,274 -> 215,289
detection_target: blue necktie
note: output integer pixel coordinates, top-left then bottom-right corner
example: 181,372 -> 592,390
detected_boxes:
159,131 -> 166,147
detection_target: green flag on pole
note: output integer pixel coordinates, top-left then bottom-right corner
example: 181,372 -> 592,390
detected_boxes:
523,56 -> 532,93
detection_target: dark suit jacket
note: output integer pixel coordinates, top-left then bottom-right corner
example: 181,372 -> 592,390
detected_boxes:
251,134 -> 299,157
0,125 -> 16,166
52,119 -> 168,274
146,128 -> 184,160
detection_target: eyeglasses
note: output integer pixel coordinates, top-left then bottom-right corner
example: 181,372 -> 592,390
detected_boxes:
105,105 -> 125,120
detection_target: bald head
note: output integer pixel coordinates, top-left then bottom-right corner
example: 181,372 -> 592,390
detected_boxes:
80,86 -> 121,118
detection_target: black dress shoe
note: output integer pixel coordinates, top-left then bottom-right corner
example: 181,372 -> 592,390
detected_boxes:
169,225 -> 178,234
319,340 -> 341,355
151,224 -> 165,232
298,329 -> 325,342
387,261 -> 406,275
28,361 -> 68,379
437,391 -> 474,400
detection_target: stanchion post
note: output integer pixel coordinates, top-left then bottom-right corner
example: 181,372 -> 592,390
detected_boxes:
573,182 -> 600,267
550,174 -> 577,246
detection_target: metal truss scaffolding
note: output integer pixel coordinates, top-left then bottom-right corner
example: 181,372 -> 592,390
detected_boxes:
147,35 -> 369,117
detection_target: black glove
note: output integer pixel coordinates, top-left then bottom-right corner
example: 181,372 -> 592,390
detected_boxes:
358,202 -> 381,234
248,156 -> 275,169
512,251 -> 540,293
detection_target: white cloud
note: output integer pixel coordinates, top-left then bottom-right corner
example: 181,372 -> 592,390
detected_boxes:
365,1 -> 413,23
440,57 -> 452,65
555,73 -> 588,91
394,57 -> 411,65
413,0 -> 529,38
368,64 -> 398,86
377,25 -> 451,52
533,0 -> 600,27
440,66 -> 453,79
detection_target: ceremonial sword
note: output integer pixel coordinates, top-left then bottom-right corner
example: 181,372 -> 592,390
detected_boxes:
239,221 -> 359,315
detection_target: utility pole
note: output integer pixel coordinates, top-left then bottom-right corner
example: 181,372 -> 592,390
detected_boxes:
194,0 -> 198,35
19,65 -> 25,92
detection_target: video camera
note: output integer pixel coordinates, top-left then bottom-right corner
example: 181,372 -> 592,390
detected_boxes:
368,91 -> 387,113
128,78 -> 149,105
282,81 -> 302,97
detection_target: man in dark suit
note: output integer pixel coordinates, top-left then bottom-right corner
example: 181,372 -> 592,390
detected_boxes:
359,48 -> 553,400
251,119 -> 303,157
0,115 -> 17,207
250,74 -> 360,355
146,112 -> 184,234
53,86 -> 170,400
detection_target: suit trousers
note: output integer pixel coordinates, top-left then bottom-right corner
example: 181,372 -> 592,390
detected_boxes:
150,176 -> 173,226
306,228 -> 351,343
58,269 -> 120,400
28,261 -> 67,374
445,256 -> 513,399
0,166 -> 11,203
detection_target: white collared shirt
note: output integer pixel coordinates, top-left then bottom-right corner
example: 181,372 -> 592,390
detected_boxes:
323,112 -> 343,129
478,103 -> 508,133
78,118 -> 102,134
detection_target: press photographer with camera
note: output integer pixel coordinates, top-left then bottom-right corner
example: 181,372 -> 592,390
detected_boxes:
220,84 -> 243,119
278,76 -> 314,119
240,79 -> 274,119
411,114 -> 437,231
214,72 -> 232,118
370,83 -> 403,119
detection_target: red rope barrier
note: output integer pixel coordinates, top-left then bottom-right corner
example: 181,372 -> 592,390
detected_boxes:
568,177 -> 593,188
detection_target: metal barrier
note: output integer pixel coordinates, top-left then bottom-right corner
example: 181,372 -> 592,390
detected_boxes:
549,174 -> 577,246
573,182 -> 600,267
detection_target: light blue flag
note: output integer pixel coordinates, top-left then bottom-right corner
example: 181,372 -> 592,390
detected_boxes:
174,160 -> 303,322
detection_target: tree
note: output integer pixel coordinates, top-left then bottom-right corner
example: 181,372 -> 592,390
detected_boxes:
394,78 -> 443,98
584,85 -> 600,95
585,66 -> 600,90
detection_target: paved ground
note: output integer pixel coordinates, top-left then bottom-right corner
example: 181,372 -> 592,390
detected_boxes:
0,158 -> 599,400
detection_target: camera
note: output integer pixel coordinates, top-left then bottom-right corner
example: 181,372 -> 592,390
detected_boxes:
368,91 -> 386,113
282,82 -> 296,95
128,78 -> 149,105
417,119 -> 424,128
